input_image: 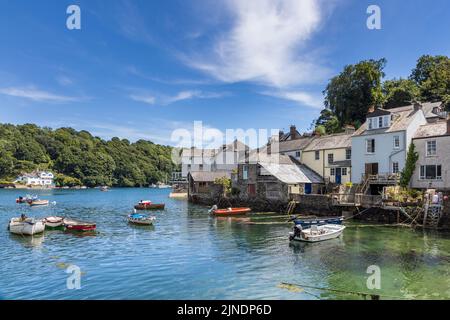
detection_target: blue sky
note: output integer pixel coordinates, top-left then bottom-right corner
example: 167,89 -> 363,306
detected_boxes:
1,0 -> 450,147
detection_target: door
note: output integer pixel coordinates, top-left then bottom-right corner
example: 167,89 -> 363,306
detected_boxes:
335,168 -> 342,184
365,163 -> 379,176
247,184 -> 256,196
305,183 -> 312,194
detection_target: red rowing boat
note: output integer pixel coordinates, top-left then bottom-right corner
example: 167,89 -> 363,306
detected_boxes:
63,218 -> 96,232
212,208 -> 251,216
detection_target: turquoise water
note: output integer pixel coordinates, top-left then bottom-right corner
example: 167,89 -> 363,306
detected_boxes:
0,188 -> 449,300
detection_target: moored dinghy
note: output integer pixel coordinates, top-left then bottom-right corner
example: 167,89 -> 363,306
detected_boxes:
134,200 -> 165,210
127,213 -> 156,226
44,216 -> 64,229
63,218 -> 96,232
28,199 -> 50,207
289,224 -> 346,243
9,217 -> 45,236
210,205 -> 251,216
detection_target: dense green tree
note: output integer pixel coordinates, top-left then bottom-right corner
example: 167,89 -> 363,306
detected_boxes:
0,123 -> 176,187
324,58 -> 386,126
400,144 -> 419,188
410,55 -> 450,108
382,79 -> 420,109
313,109 -> 342,134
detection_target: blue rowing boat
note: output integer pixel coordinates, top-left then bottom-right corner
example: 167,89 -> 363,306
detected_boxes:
293,216 -> 344,228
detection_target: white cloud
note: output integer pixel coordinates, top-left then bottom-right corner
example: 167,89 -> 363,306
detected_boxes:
56,75 -> 73,86
0,87 -> 79,102
261,90 -> 323,109
130,94 -> 156,105
163,90 -> 226,105
184,0 -> 329,88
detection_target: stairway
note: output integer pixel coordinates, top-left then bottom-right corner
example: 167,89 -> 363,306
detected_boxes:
286,201 -> 297,216
423,204 -> 443,228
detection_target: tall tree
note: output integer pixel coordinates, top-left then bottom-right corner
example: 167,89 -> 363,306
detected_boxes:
382,78 -> 419,109
410,55 -> 450,108
324,59 -> 386,126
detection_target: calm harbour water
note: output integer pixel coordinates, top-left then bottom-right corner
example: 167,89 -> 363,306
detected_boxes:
0,188 -> 449,300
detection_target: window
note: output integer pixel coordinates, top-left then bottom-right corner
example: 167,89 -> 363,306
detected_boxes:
330,168 -> 335,176
366,139 -> 375,153
392,162 -> 399,174
187,164 -> 191,170
368,118 -> 373,130
315,151 -> 320,160
199,164 -> 204,171
342,168 -> 348,176
383,116 -> 389,127
328,153 -> 334,164
243,165 -> 248,180
394,136 -> 400,149
346,149 -> 352,160
378,117 -> 383,128
295,151 -> 301,158
420,165 -> 442,180
426,140 -> 437,156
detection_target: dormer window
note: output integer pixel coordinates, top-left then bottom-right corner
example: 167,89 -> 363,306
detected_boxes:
378,117 -> 383,128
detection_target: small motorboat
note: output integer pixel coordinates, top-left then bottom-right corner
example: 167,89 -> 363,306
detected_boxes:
8,218 -> 45,236
211,207 -> 251,216
127,213 -> 156,226
100,186 -> 109,192
63,218 -> 96,232
289,224 -> 346,243
28,199 -> 50,207
44,216 -> 64,229
292,216 -> 344,228
134,200 -> 165,210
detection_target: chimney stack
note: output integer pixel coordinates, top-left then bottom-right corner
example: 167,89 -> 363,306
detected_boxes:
290,125 -> 298,140
447,115 -> 450,135
414,102 -> 422,112
345,125 -> 356,135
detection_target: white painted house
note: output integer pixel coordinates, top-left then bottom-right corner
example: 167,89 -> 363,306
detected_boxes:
351,104 -> 427,186
15,171 -> 54,186
180,140 -> 248,179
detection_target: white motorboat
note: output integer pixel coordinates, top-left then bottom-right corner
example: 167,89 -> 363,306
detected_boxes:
289,224 -> 345,243
8,218 -> 46,236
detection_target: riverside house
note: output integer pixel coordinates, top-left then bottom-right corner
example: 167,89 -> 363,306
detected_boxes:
301,128 -> 354,185
411,117 -> 450,191
233,152 -> 324,201
14,171 -> 54,187
351,103 -> 428,193
187,171 -> 231,200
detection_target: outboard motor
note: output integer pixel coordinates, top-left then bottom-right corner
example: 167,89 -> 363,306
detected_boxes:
208,205 -> 218,214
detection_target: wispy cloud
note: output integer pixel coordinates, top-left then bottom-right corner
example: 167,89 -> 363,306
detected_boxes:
0,86 -> 80,103
56,75 -> 73,86
183,0 -> 330,88
261,90 -> 323,109
162,90 -> 227,105
129,94 -> 156,105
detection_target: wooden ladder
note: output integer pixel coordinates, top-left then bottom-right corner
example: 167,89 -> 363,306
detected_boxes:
286,201 -> 297,216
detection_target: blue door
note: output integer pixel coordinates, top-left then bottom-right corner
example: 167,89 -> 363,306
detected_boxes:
305,183 -> 312,194
335,168 -> 342,184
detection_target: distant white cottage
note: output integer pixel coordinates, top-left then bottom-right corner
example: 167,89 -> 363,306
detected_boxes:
15,171 -> 54,187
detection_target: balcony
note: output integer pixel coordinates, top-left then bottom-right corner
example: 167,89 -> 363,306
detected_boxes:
364,173 -> 400,185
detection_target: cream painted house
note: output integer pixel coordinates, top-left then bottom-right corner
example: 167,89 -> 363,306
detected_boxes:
301,129 -> 354,185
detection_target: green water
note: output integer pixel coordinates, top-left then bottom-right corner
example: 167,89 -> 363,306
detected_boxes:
0,188 -> 449,300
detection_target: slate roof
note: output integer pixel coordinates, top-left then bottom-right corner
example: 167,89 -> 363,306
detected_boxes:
188,171 -> 231,182
413,122 -> 449,139
353,105 -> 421,136
277,136 -> 316,153
303,133 -> 352,151
259,155 -> 323,184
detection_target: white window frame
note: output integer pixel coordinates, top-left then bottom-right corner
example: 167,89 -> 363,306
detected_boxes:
426,140 -> 437,157
420,165 -> 442,180
393,136 -> 400,149
342,168 -> 348,176
328,153 -> 334,164
392,162 -> 399,174
383,116 -> 389,127
378,117 -> 383,128
315,151 -> 320,160
295,151 -> 301,158
346,149 -> 351,160
330,168 -> 335,176
243,165 -> 249,180
368,118 -> 373,130
366,139 -> 375,154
